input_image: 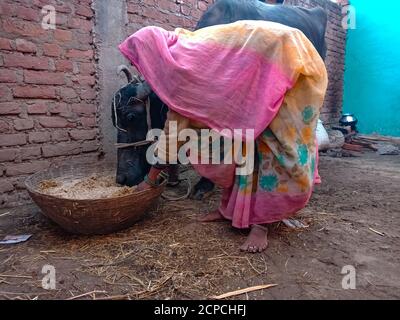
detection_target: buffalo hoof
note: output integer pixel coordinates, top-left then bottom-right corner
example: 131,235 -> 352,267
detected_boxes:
190,178 -> 215,200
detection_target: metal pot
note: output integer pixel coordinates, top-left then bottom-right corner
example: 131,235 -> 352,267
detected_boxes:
339,113 -> 358,130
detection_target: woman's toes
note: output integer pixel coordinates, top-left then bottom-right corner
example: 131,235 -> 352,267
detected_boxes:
198,210 -> 224,222
240,225 -> 269,253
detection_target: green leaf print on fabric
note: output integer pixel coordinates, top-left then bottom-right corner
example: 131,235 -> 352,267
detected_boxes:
259,174 -> 278,192
302,106 -> 314,124
311,156 -> 316,176
297,144 -> 308,166
263,129 -> 274,138
276,154 -> 285,166
238,174 -> 249,190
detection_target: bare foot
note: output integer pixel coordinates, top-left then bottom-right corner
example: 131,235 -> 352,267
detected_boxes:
240,225 -> 269,253
198,210 -> 225,222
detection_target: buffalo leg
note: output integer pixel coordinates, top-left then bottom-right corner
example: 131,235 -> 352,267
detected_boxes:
191,177 -> 215,200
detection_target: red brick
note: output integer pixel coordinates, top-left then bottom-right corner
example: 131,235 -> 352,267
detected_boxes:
0,102 -> 22,115
42,143 -> 80,158
27,102 -> 48,114
0,180 -> 14,193
49,103 -> 69,114
80,88 -> 96,100
198,1 -> 209,11
55,14 -> 69,27
59,87 -> 78,101
15,39 -> 37,53
80,117 -> 96,127
143,0 -> 156,5
69,129 -> 97,141
180,4 -> 192,16
82,141 -> 99,153
0,149 -> 17,162
6,160 -> 50,176
20,146 -> 41,160
16,6 -> 40,21
0,134 -> 27,147
13,86 -> 57,99
0,2 -> 14,16
14,119 -> 34,131
76,33 -> 93,46
43,43 -> 63,57
55,59 -> 73,72
24,70 -> 65,85
168,14 -> 185,26
191,9 -> 202,20
0,37 -> 13,50
68,17 -> 93,31
54,29 -> 73,41
72,75 -> 95,86
53,3 -> 73,14
127,3 -> 142,14
2,18 -> 44,38
0,86 -> 12,101
78,62 -> 95,75
72,103 -> 96,115
51,130 -> 69,142
143,7 -> 167,22
28,131 -> 50,143
183,18 -> 195,29
4,53 -> 50,70
66,49 -> 93,60
183,0 -> 197,6
0,69 -> 18,83
127,19 -> 146,30
0,120 -> 10,133
158,0 -> 180,12
76,5 -> 93,18
39,116 -> 74,128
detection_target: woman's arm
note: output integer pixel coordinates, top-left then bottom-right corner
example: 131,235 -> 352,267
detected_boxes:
137,110 -> 190,191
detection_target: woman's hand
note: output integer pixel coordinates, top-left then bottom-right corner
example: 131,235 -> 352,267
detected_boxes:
136,180 -> 153,191
136,167 -> 164,191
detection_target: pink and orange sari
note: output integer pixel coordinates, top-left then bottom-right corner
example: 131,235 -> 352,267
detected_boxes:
119,20 -> 328,228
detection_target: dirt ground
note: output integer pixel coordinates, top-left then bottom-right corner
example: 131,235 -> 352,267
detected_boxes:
0,152 -> 399,300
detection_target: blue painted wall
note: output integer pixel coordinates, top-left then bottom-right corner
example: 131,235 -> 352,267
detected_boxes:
343,0 -> 400,137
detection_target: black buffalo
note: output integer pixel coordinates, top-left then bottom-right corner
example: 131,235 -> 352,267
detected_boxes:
197,0 -> 327,59
114,0 -> 328,197
112,69 -> 167,186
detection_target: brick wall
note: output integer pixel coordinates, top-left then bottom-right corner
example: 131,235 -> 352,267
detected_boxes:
284,0 -> 347,125
126,0 -> 215,33
0,0 -> 99,207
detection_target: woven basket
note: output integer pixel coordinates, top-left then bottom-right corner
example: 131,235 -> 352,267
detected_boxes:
25,163 -> 166,235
